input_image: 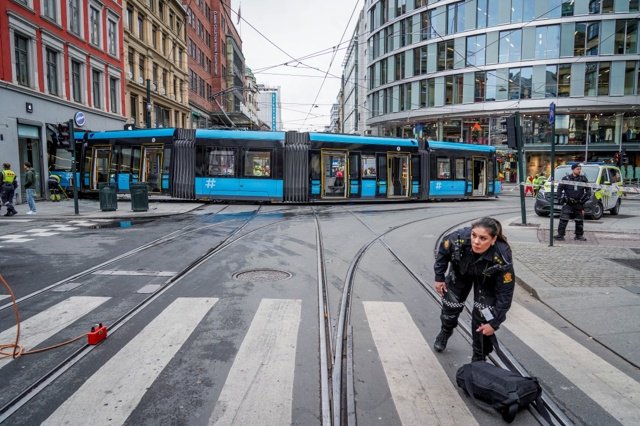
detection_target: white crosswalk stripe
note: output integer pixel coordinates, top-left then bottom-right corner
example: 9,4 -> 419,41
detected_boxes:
0,296 -> 110,369
42,297 -> 218,425
46,225 -> 79,231
209,298 -> 302,425
5,296 -> 638,424
364,301 -> 477,425
505,302 -> 640,425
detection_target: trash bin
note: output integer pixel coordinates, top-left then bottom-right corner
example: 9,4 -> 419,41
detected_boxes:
99,183 -> 118,212
130,182 -> 149,212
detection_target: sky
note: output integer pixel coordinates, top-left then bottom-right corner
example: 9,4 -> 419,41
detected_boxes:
229,0 -> 362,131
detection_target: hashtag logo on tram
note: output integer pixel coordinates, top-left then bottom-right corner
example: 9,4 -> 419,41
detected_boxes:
206,178 -> 216,189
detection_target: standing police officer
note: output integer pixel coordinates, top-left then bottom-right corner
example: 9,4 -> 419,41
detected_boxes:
554,163 -> 591,241
1,162 -> 18,216
433,217 -> 515,361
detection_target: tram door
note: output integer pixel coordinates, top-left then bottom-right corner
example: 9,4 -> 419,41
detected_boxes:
140,145 -> 164,193
89,146 -> 112,190
472,157 -> 487,196
387,153 -> 410,197
321,150 -> 347,198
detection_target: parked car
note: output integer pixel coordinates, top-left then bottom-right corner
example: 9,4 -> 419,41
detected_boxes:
534,163 -> 622,220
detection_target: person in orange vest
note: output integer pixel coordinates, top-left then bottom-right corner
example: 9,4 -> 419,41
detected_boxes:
1,163 -> 18,216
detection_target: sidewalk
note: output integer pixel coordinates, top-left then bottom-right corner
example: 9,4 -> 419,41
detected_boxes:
505,210 -> 640,367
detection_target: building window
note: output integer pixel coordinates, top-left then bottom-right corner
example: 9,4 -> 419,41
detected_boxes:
128,49 -> 134,77
42,0 -> 58,21
624,61 -> 637,95
499,30 -> 522,63
485,71 -> 497,101
598,62 -> 610,96
474,71 -> 486,102
71,60 -> 83,102
138,15 -> 145,41
535,25 -> 560,60
437,40 -> 454,71
90,6 -> 101,47
585,63 -> 598,96
394,53 -> 405,81
14,34 -> 30,87
615,20 -> 638,54
126,7 -> 134,32
130,95 -> 139,125
557,64 -> 571,97
109,77 -> 119,113
446,1 -> 465,35
139,55 -> 145,82
69,0 -> 81,35
108,18 -> 118,56
46,48 -> 59,96
92,69 -> 102,109
545,65 -> 558,98
152,25 -> 158,49
466,35 -> 486,67
576,22 -> 600,56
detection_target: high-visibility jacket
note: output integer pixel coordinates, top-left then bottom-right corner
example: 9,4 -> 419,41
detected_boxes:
2,169 -> 16,184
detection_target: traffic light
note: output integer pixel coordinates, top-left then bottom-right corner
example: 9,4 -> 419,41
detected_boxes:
500,115 -> 519,149
57,122 -> 71,150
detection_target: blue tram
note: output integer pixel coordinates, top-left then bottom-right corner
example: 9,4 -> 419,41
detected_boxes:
51,128 -> 500,202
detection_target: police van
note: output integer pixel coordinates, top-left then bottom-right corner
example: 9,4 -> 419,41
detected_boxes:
534,163 -> 622,220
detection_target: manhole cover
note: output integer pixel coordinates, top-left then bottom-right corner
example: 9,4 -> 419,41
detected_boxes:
233,269 -> 292,282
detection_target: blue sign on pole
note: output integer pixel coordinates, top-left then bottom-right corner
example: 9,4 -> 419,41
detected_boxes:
549,102 -> 555,125
271,93 -> 277,130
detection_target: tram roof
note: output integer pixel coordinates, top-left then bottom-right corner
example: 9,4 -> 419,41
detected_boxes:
82,128 -> 177,140
196,129 -> 286,140
309,132 -> 419,147
426,141 -> 496,153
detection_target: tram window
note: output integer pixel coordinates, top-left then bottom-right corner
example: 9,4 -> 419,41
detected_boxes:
163,148 -> 171,174
310,153 -> 321,179
437,157 -> 451,179
455,158 -> 465,179
121,148 -> 133,174
205,147 -> 235,176
244,150 -> 271,177
411,156 -> 420,179
361,155 -> 376,178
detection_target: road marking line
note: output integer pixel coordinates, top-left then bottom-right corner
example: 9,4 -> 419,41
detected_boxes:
506,302 -> 640,424
363,301 -> 477,425
0,295 -> 9,302
92,270 -> 176,277
0,296 -> 110,369
137,284 -> 162,294
23,232 -> 60,237
42,297 -> 217,426
209,298 -> 302,426
46,225 -> 78,231
0,235 -> 31,239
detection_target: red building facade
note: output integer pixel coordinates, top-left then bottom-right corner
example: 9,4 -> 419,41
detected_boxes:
0,0 -> 126,202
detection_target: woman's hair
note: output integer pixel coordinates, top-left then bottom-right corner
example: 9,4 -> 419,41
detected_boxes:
471,217 -> 507,243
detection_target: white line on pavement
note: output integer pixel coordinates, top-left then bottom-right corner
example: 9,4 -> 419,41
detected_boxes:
506,302 -> 640,425
363,301 -> 477,426
209,298 -> 302,426
42,297 -> 218,426
0,296 -> 110,369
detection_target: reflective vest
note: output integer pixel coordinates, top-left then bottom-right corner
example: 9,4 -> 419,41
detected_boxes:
2,170 -> 16,184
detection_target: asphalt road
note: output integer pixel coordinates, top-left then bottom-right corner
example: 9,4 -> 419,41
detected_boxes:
1,198 -> 638,425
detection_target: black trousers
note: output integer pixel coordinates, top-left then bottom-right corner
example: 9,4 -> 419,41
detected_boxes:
558,202 -> 584,236
439,275 -> 472,333
472,308 -> 494,359
1,185 -> 17,214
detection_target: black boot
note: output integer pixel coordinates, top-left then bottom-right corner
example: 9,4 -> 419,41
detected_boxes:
434,330 -> 452,352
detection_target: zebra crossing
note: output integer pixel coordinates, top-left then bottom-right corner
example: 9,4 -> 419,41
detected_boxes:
1,297 -> 639,424
0,220 -> 103,248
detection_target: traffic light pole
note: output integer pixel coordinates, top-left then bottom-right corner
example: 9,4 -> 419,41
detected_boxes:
68,119 -> 79,215
549,104 -> 556,247
515,112 -> 526,225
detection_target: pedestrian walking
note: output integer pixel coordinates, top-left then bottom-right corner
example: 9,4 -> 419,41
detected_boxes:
1,163 -> 18,216
554,163 -> 590,241
23,161 -> 37,214
433,217 -> 515,361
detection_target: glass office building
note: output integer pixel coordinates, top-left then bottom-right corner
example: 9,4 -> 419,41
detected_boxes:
366,0 -> 640,179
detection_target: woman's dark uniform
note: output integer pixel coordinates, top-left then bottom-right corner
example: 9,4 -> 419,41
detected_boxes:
433,227 -> 515,360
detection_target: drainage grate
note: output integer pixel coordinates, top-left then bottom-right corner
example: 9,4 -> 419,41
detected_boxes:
233,269 -> 292,282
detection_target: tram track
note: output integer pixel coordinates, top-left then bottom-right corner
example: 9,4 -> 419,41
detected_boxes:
324,206 -> 575,425
0,205 -> 322,421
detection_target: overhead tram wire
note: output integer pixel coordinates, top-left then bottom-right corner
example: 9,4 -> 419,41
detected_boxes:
302,0 -> 362,128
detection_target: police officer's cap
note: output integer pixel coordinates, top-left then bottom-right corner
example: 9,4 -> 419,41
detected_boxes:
571,163 -> 582,170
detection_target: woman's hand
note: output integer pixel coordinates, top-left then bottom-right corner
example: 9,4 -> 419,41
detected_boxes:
476,323 -> 495,336
434,281 -> 447,297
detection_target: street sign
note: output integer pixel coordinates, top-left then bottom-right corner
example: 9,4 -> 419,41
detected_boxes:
74,111 -> 86,128
549,102 -> 555,124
